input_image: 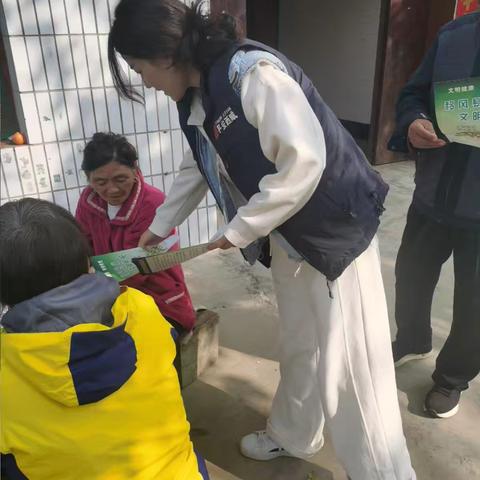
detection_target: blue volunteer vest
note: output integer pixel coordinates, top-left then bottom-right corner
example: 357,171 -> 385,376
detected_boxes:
178,39 -> 388,281
389,13 -> 480,227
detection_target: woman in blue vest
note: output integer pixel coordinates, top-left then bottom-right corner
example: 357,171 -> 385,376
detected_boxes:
108,1 -> 415,478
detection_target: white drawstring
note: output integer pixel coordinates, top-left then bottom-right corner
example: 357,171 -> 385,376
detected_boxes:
294,262 -> 303,278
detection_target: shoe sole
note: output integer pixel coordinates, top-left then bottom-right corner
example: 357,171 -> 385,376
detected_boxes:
424,403 -> 459,418
394,351 -> 433,368
239,448 -> 296,461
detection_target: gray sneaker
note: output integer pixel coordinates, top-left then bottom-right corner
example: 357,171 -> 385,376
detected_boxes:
424,385 -> 461,418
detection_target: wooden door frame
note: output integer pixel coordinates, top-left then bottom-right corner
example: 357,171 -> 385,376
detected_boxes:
369,0 -> 432,164
369,0 -> 456,165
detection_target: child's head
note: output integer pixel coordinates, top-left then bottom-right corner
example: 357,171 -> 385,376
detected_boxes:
0,198 -> 91,306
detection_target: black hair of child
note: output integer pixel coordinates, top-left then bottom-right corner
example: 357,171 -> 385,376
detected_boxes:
108,0 -> 238,101
82,132 -> 138,175
0,198 -> 91,306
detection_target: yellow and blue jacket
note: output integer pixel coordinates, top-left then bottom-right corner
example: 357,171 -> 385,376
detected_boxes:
0,274 -> 208,480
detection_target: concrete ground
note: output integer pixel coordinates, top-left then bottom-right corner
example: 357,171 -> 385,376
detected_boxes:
181,161 -> 480,480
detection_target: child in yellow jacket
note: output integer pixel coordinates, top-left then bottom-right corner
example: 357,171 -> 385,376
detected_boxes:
0,198 -> 208,480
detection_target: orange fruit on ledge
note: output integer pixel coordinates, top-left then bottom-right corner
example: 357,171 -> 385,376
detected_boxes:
9,132 -> 26,145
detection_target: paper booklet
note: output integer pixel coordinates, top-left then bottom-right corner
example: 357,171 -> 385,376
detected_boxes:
434,76 -> 480,148
90,235 -> 179,282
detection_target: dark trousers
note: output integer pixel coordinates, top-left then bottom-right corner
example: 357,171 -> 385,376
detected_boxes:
395,205 -> 480,390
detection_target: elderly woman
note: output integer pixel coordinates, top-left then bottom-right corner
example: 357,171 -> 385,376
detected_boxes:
75,132 -> 196,333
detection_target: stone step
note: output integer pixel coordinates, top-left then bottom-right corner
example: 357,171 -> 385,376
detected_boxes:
177,309 -> 219,389
205,461 -> 241,480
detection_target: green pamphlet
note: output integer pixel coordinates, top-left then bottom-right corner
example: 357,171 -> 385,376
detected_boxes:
91,235 -> 178,282
434,77 -> 480,148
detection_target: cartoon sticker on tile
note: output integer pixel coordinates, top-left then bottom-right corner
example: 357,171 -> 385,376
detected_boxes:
36,164 -> 47,175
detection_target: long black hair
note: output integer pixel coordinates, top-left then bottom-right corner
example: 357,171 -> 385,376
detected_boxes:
108,0 -> 238,101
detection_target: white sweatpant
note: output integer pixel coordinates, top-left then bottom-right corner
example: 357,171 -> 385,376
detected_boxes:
266,237 -> 415,480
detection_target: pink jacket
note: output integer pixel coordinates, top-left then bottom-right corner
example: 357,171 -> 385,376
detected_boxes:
75,174 -> 196,331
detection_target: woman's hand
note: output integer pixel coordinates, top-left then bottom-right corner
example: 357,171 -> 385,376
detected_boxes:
208,236 -> 235,251
408,119 -> 446,149
138,229 -> 165,248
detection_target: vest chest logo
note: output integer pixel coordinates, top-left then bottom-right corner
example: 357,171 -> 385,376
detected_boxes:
213,107 -> 239,140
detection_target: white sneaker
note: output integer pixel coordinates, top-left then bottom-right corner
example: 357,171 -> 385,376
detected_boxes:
240,431 -> 295,461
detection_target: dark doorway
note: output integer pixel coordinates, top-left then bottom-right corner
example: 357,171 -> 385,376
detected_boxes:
0,34 -> 20,142
246,0 -> 279,48
210,0 -> 458,165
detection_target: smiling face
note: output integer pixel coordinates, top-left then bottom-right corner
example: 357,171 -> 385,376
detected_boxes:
124,56 -> 198,101
88,161 -> 137,206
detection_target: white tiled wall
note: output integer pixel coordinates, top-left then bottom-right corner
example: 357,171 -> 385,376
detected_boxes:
0,0 -> 216,246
